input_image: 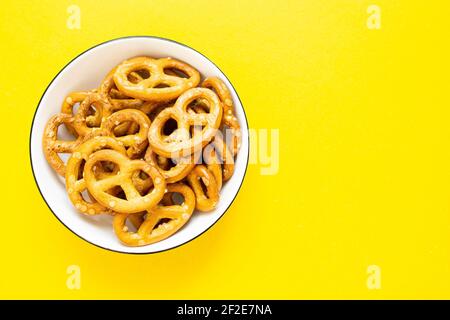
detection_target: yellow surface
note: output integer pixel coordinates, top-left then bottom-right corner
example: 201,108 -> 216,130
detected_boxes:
1,0 -> 449,299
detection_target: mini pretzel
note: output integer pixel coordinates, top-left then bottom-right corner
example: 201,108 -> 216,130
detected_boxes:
202,77 -> 241,156
187,165 -> 219,212
73,93 -> 112,137
149,87 -> 223,158
113,183 -> 195,246
61,91 -> 98,135
65,136 -> 127,215
43,113 -> 102,176
84,149 -> 166,214
113,56 -> 200,101
101,109 -> 150,158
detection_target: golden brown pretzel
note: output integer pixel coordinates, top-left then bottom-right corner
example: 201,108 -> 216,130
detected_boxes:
101,109 -> 151,158
202,77 -> 241,156
84,149 -> 166,214
73,93 -> 112,136
187,165 -> 219,212
43,113 -> 103,176
113,183 -> 195,246
113,56 -> 200,101
65,136 -> 127,215
61,91 -> 99,135
148,87 -> 223,158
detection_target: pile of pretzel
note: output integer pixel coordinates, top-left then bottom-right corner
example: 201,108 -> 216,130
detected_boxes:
42,56 -> 241,246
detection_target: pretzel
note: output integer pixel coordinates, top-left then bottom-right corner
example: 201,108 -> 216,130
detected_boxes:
61,91 -> 99,135
202,77 -> 241,156
101,109 -> 150,158
65,136 -> 127,215
187,165 -> 219,212
73,93 -> 112,136
113,183 -> 195,246
84,149 -> 166,214
148,87 -> 223,158
42,113 -> 105,176
113,56 -> 200,101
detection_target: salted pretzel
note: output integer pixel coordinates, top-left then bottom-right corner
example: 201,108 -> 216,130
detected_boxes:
73,92 -> 112,136
61,90 -> 99,135
149,87 -> 223,158
113,56 -> 200,101
65,136 -> 127,215
113,183 -> 195,246
101,109 -> 150,158
202,77 -> 241,156
187,165 -> 219,212
84,149 -> 166,214
42,113 -> 105,176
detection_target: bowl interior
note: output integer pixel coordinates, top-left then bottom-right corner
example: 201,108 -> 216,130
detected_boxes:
30,37 -> 248,253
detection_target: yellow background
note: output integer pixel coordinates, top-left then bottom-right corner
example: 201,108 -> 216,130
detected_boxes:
0,0 -> 449,299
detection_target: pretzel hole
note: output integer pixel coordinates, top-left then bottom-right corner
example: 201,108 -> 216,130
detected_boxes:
100,161 -> 117,173
56,122 -> 76,141
162,118 -> 178,136
154,218 -> 172,229
132,170 -> 153,196
160,157 -> 177,170
80,190 -> 96,204
122,212 -> 146,232
189,98 -> 210,112
110,186 -> 126,199
163,67 -> 189,78
154,83 -> 171,89
128,69 -> 150,83
85,105 -> 102,128
156,155 -> 171,170
70,101 -> 82,114
168,192 -> 185,206
198,177 -> 209,196
78,160 -> 86,179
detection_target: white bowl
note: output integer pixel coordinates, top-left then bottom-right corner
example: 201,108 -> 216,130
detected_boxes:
30,36 -> 249,254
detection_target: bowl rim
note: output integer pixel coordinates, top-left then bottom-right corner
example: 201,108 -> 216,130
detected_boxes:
29,35 -> 250,255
